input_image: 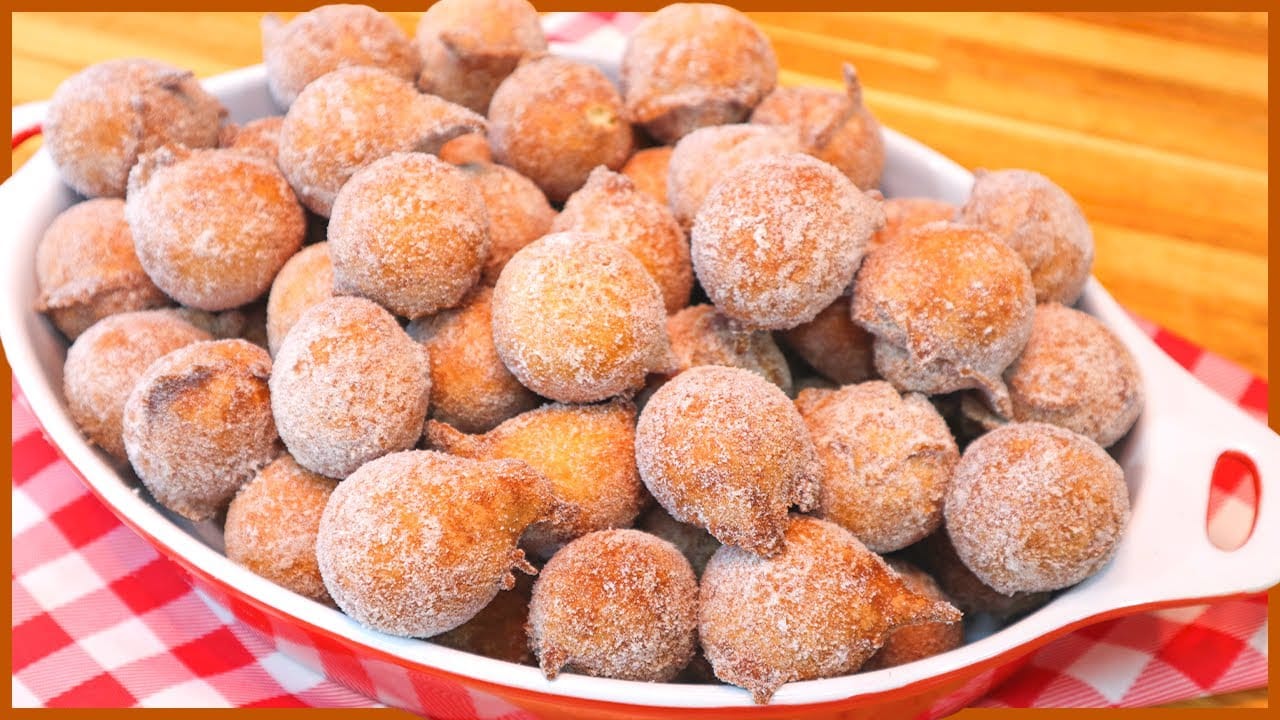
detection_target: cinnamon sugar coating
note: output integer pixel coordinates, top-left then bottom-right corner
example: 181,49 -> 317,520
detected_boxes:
278,66 -> 485,216
692,153 -> 882,330
622,4 -> 777,144
262,5 -> 420,109
553,166 -> 693,314
667,124 -> 803,232
851,222 -> 1035,416
751,64 -> 884,190
487,56 -> 634,202
126,146 -> 305,312
958,169 -> 1094,305
960,303 -> 1143,447
219,116 -> 284,162
862,559 -> 964,670
270,296 -> 431,479
796,381 -> 959,553
635,365 -> 819,557
867,197 -> 958,254
316,449 -> 552,638
427,399 -> 644,559
328,152 -> 489,319
945,422 -> 1130,594
265,242 -> 334,357
122,339 -> 280,521
407,287 -> 539,434
491,232 -> 673,403
664,304 -> 792,393
414,0 -> 547,114
778,296 -> 876,385
529,529 -> 698,682
35,199 -> 168,340
224,453 -> 338,604
699,515 -> 962,703
458,162 -> 555,285
64,310 -> 212,461
44,58 -> 225,198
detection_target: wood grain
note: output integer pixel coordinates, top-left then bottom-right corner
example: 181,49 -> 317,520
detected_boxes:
7,13 -> 1269,708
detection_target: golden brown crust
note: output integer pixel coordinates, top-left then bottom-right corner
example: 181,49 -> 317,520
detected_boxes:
219,116 -> 284,162
458,162 -> 556,285
664,304 -> 791,393
439,132 -> 493,165
621,146 -> 673,207
667,124 -> 802,232
862,559 -> 964,670
867,197 -> 958,254
265,243 -> 333,356
778,296 -> 876,385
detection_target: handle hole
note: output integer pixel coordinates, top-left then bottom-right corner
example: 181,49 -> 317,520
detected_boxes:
1206,451 -> 1260,551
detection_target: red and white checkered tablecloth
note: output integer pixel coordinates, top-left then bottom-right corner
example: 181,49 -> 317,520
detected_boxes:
8,11 -> 1270,714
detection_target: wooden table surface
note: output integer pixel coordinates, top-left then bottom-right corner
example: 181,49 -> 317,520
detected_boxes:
9,10 -> 1269,711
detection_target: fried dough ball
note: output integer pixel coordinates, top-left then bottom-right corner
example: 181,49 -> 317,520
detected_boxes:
219,116 -> 284,161
224,454 -> 338,604
44,58 -> 225,198
945,423 -> 1129,594
751,64 -> 884,190
851,222 -> 1035,417
316,449 -> 552,637
636,365 -> 819,557
278,66 -> 485,217
121,339 -> 280,521
862,559 -> 964,670
407,287 -> 539,434
329,152 -> 488,318
692,153 -> 882,330
414,0 -> 547,114
778,296 -> 876,385
434,572 -> 534,665
270,297 -> 431,478
553,167 -> 693,314
700,515 -> 962,703
458,162 -> 555,285
125,146 -> 304,311
664,304 -> 792,393
265,242 -> 333,356
63,310 -> 211,461
622,4 -> 777,144
621,146 -> 673,206
262,5 -> 420,109
907,530 -> 1052,619
529,529 -> 698,682
958,169 -> 1094,305
637,505 -> 720,578
169,305 -> 269,350
491,232 -> 673,403
960,303 -> 1143,448
868,197 -> 958,253
488,56 -> 634,202
439,132 -> 492,165
667,124 -> 803,232
35,199 -> 168,340
796,381 -> 958,553
427,399 -> 645,559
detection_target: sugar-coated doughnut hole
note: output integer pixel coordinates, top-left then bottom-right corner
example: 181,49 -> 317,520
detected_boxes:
667,123 -> 803,232
224,453 -> 338,604
958,168 -> 1094,305
692,152 -> 882,330
219,116 -> 284,162
488,55 -> 634,202
278,66 -> 485,216
637,505 -> 721,578
778,296 -> 876,385
122,339 -> 280,521
262,5 -> 420,109
636,365 -> 819,557
699,515 -> 962,703
796,381 -> 959,553
414,0 -> 547,114
270,296 -> 431,479
491,232 -> 673,403
862,559 -> 964,670
329,152 -> 489,319
622,4 -> 777,144
867,197 -> 958,254
751,64 -> 885,190
44,58 -> 226,198
529,529 -> 698,682
35,198 -> 168,340
126,146 -> 305,311
945,422 -> 1129,594
265,242 -> 333,357
427,399 -> 645,559
851,222 -> 1035,416
553,166 -> 693,314
316,449 -> 552,638
621,146 -> 673,207
439,132 -> 493,165
458,162 -> 555,285
664,304 -> 792,393
63,310 -> 212,461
